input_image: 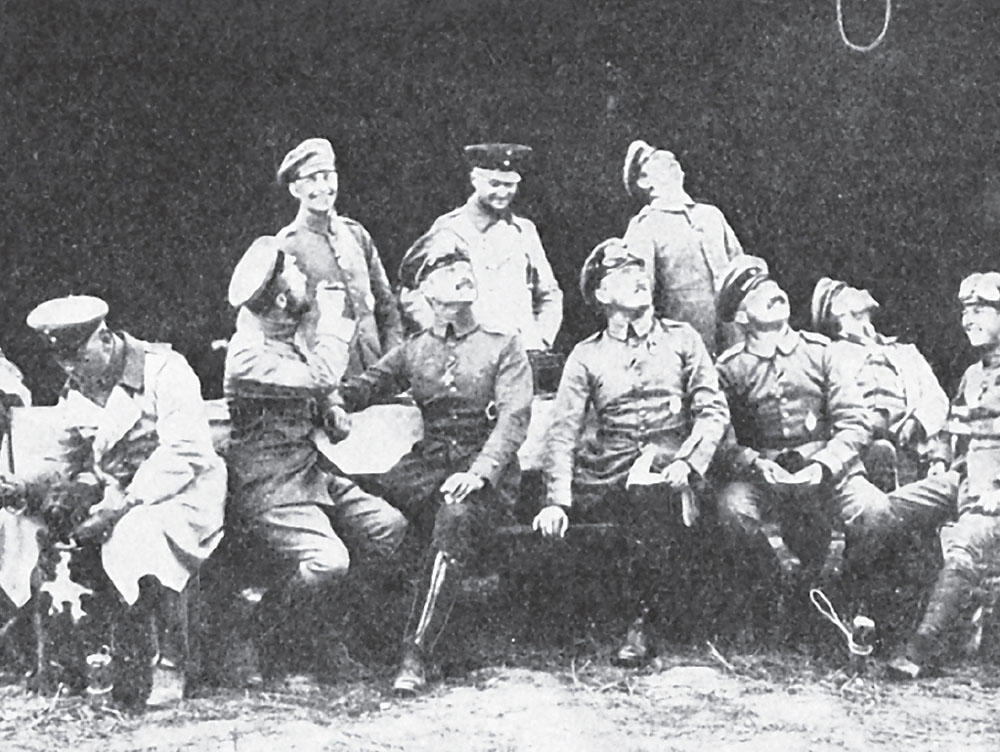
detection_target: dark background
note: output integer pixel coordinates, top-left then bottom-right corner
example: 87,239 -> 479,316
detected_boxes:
3,0 -> 998,400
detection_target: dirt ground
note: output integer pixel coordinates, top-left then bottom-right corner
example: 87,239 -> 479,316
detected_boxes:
3,645 -> 999,752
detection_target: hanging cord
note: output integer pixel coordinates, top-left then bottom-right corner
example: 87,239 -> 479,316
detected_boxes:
809,588 -> 874,656
836,0 -> 892,52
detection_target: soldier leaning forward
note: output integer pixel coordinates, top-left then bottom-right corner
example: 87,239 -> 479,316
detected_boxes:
340,228 -> 533,696
887,272 -> 1000,679
533,238 -> 729,667
713,257 -> 895,614
24,296 -> 227,708
222,236 -> 406,684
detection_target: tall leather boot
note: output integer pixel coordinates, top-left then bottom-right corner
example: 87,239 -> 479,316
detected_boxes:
889,566 -> 970,679
147,586 -> 189,707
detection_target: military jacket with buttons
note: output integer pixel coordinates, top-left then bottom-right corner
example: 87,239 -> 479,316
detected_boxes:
430,198 -> 563,350
277,211 -> 403,377
717,328 -> 870,481
933,358 -> 1000,511
339,312 -> 533,493
544,316 -> 729,509
623,195 -> 743,355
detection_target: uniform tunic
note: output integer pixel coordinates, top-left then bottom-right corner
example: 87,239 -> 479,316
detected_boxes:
623,194 -> 743,356
828,334 -> 948,484
716,327 -> 893,568
276,211 -> 403,377
61,335 -> 227,605
340,311 -> 532,559
224,310 -> 405,582
544,315 -> 729,511
430,198 -> 563,350
889,358 -> 1000,576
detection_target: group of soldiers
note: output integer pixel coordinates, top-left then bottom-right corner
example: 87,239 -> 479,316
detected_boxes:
0,134 -> 998,709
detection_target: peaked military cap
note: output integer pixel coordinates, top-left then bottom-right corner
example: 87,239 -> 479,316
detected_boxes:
398,228 -> 472,290
811,277 -> 879,336
228,235 -> 285,308
276,137 -> 336,186
623,139 -> 659,197
959,272 -> 1000,306
717,255 -> 771,323
26,295 -> 109,353
463,143 -> 532,179
579,238 -> 645,307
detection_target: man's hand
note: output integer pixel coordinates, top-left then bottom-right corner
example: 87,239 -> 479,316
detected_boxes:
73,485 -> 133,543
440,472 -> 485,504
788,462 -> 825,487
532,505 -> 569,539
325,405 -> 352,442
753,458 -> 795,485
661,459 -> 692,490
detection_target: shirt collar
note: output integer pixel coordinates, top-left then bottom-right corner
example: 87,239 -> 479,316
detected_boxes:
744,326 -> 800,358
840,330 -> 896,347
605,308 -> 655,341
430,306 -> 479,340
463,195 -> 515,233
648,192 -> 696,212
294,206 -> 337,235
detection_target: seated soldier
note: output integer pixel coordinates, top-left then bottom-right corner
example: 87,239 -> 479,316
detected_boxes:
222,236 -> 406,685
713,258 -> 895,619
812,277 -> 948,490
23,295 -> 227,708
339,228 -> 533,696
886,272 -> 1000,678
532,238 -> 730,666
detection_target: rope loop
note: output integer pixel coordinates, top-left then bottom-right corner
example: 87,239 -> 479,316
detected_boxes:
836,0 -> 892,52
809,588 -> 875,656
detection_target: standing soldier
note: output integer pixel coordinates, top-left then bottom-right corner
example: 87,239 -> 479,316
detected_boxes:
222,236 -> 406,684
273,137 -> 403,378
340,228 -> 533,696
811,277 -> 949,490
532,238 -> 730,666
886,272 -> 1000,678
24,296 -> 227,707
425,143 -> 563,354
713,257 -> 894,604
622,139 -> 744,357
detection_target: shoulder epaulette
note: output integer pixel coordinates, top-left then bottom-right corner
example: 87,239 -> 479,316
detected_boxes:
716,341 -> 747,364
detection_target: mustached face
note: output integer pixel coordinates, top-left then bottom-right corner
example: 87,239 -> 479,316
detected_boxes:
290,169 -> 338,214
637,150 -> 685,197
55,326 -> 115,384
962,303 -> 1000,348
421,260 -> 478,305
739,279 -> 790,329
595,264 -> 652,310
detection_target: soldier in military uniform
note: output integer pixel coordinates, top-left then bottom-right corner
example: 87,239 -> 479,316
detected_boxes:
622,140 -> 744,357
533,238 -> 729,666
713,257 -> 894,600
24,295 -> 227,707
339,227 -> 533,696
222,236 -> 407,683
812,277 -> 949,490
885,272 -> 1000,678
272,137 -> 403,378
423,143 -> 563,353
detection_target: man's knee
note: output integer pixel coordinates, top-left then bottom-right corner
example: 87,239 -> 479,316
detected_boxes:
370,505 -> 407,558
296,537 -> 351,587
715,482 -> 761,535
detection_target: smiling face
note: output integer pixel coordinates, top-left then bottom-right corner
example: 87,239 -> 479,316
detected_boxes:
636,150 -> 685,198
595,262 -> 652,311
738,279 -> 790,331
289,169 -> 338,214
470,169 -> 519,213
962,303 -> 1000,349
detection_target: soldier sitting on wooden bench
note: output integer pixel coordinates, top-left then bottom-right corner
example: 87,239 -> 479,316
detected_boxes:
532,238 -> 730,666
